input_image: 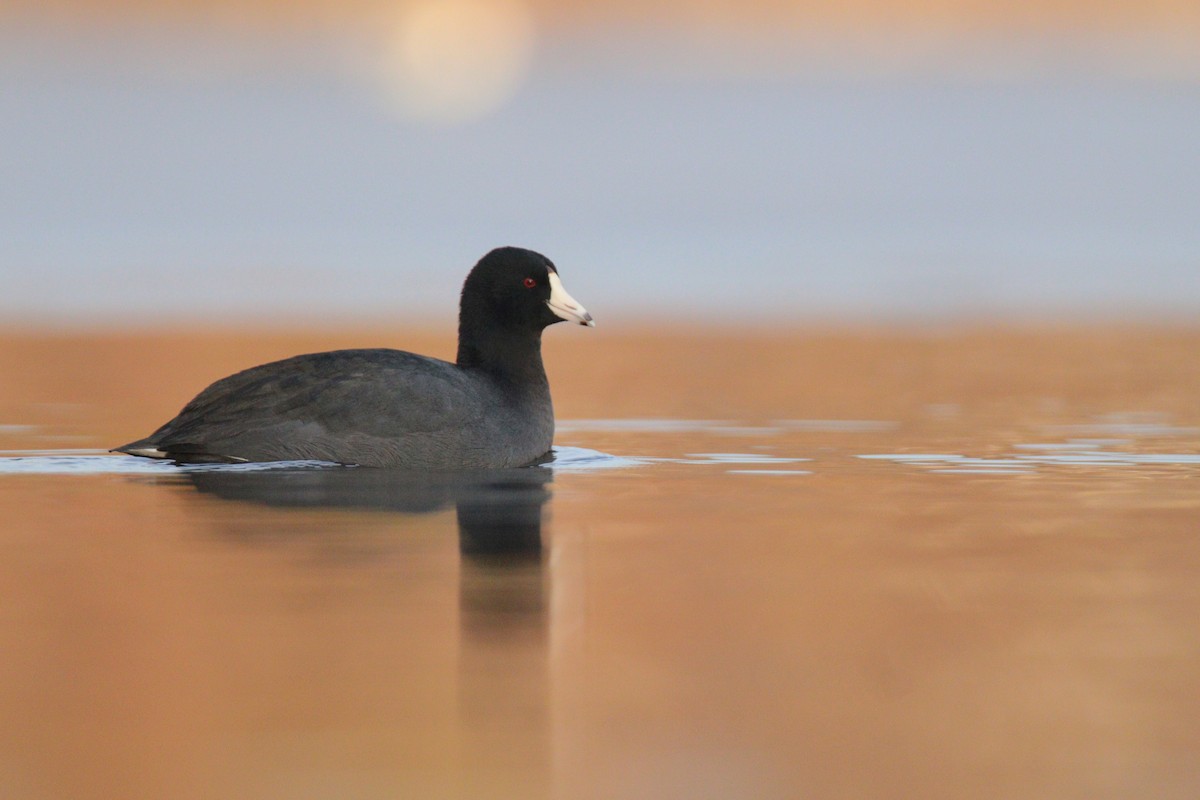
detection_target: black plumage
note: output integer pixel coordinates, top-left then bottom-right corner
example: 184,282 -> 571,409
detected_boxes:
114,247 -> 593,468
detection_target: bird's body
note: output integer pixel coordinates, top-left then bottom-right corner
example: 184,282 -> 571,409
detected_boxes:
119,348 -> 554,468
114,248 -> 592,468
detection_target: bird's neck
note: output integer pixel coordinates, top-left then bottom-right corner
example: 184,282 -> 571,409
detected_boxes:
456,322 -> 549,390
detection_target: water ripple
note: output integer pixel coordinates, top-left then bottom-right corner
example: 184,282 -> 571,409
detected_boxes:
859,441 -> 1200,475
0,447 -> 641,476
0,453 -> 344,475
548,446 -> 647,471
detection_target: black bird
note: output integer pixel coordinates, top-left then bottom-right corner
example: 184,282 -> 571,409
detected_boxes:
114,247 -> 593,468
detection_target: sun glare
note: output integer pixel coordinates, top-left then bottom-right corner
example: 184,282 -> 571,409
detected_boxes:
378,0 -> 536,125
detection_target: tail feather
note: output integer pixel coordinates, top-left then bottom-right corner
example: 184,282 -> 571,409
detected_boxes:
112,439 -> 169,459
112,439 -> 247,463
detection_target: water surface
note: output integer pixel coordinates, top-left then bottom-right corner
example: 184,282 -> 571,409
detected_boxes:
1,327 -> 1198,799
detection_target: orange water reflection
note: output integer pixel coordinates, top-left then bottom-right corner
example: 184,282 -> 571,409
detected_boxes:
1,327 -> 1198,798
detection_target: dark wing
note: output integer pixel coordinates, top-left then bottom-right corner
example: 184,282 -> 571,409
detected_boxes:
120,349 -> 475,462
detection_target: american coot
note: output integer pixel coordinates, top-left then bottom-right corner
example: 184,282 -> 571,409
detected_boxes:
114,247 -> 593,468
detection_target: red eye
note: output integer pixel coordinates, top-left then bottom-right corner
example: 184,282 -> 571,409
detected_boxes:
523,277 -> 537,288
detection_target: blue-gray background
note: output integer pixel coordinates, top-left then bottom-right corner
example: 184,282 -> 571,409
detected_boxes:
2,14 -> 1198,324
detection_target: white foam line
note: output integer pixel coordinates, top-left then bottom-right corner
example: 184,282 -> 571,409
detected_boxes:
0,455 -> 345,475
549,446 -> 648,471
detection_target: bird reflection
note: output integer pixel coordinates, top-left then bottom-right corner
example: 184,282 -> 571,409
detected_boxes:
168,462 -> 555,787
179,464 -> 551,556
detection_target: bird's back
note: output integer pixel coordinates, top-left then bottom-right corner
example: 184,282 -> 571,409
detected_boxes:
115,348 -> 554,468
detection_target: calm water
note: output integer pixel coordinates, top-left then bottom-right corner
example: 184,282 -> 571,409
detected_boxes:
2,328 -> 1199,799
